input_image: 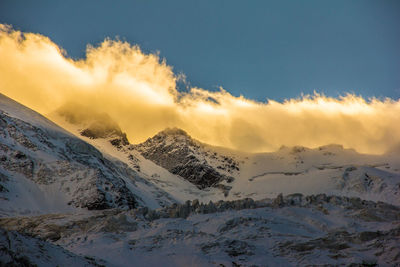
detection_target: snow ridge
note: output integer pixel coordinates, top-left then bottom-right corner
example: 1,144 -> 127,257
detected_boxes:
0,95 -> 138,215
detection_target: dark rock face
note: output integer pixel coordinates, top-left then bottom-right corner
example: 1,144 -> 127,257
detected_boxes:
66,168 -> 136,210
224,239 -> 255,257
134,127 -> 237,189
171,163 -> 229,188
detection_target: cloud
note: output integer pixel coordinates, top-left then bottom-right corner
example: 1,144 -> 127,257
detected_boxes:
1,24 -> 399,154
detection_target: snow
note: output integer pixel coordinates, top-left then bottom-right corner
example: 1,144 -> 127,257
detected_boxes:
0,172 -> 77,217
0,228 -> 104,266
2,195 -> 399,266
51,112 -> 400,206
0,93 -> 75,138
1,93 -> 399,266
48,115 -> 224,205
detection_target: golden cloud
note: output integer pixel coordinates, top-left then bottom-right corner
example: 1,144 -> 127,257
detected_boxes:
1,24 -> 399,154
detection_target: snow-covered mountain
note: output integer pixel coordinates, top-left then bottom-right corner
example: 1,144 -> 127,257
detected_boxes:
0,95 -> 130,215
133,128 -> 238,195
52,105 -> 400,206
0,94 -> 179,216
1,94 -> 400,266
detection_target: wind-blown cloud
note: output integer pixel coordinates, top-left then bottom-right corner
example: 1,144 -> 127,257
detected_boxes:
1,24 -> 399,154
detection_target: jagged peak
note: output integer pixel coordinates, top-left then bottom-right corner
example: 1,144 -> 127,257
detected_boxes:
144,127 -> 194,145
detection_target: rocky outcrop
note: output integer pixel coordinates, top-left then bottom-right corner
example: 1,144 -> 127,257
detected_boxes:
134,128 -> 237,190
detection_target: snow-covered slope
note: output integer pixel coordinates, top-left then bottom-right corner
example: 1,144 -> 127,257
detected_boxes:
229,145 -> 400,205
0,94 -> 141,216
0,227 -> 106,267
0,94 -> 188,216
51,107 -> 400,206
1,95 -> 400,266
1,194 -> 399,266
134,129 -> 400,205
49,110 -> 232,204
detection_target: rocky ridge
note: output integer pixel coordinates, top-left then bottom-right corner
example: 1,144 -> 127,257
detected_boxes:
134,128 -> 238,192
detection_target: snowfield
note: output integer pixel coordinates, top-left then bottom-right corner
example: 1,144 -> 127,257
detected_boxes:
1,195 -> 400,266
1,93 -> 400,266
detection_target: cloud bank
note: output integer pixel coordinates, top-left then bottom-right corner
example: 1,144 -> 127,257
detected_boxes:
1,24 -> 399,154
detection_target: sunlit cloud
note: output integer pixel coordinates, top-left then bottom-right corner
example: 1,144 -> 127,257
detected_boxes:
1,24 -> 399,154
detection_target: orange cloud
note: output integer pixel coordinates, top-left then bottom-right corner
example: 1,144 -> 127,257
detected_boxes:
1,24 -> 399,154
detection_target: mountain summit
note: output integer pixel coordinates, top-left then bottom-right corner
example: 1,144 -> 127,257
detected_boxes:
56,103 -> 129,147
134,127 -> 237,193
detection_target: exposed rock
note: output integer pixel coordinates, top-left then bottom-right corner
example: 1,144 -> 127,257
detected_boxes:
273,193 -> 284,208
134,127 -> 237,190
224,239 -> 255,257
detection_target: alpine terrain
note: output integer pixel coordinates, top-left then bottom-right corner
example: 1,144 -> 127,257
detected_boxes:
1,93 -> 400,266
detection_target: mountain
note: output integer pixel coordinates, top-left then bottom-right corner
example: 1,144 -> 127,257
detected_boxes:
0,94 -> 141,216
49,105 -> 225,205
54,106 -> 239,195
0,94 -> 199,216
51,105 -> 400,206
133,127 -> 238,194
1,95 -> 400,266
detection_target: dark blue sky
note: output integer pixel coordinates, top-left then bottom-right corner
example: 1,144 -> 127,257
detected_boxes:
1,0 -> 399,101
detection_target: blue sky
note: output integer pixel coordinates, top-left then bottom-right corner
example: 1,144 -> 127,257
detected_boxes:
1,0 -> 399,102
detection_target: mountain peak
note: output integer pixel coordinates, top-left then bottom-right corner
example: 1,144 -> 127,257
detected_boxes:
55,103 -> 129,146
134,127 -> 236,191
145,127 -> 194,147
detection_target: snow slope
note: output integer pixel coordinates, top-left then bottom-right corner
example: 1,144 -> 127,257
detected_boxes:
0,94 -> 182,216
1,95 -> 400,266
1,194 -> 399,266
0,227 -> 106,267
51,107 -> 400,206
49,112 -> 228,205
229,145 -> 400,205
